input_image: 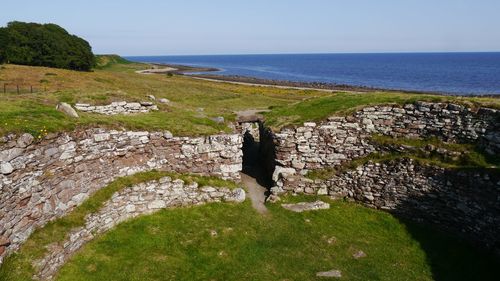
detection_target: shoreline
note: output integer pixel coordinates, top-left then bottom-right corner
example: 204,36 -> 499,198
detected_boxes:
148,62 -> 500,98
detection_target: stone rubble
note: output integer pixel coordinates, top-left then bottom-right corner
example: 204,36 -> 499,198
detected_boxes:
74,101 -> 159,115
34,176 -> 245,280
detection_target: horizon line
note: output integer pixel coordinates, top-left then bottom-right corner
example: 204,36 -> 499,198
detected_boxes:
121,51 -> 500,57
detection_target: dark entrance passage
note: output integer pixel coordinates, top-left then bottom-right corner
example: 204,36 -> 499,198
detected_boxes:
241,123 -> 273,189
239,121 -> 274,214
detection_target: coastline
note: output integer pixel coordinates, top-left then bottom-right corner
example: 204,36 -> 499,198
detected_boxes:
148,62 -> 500,97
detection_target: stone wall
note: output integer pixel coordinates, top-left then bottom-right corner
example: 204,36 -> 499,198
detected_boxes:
271,102 -> 500,192
34,176 -> 245,280
286,159 -> 500,253
0,129 -> 243,261
267,101 -> 500,252
75,101 -> 158,115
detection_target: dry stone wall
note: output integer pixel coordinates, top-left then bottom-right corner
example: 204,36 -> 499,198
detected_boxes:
34,176 -> 245,280
74,101 -> 158,115
271,102 -> 500,191
267,101 -> 500,252
0,129 -> 243,262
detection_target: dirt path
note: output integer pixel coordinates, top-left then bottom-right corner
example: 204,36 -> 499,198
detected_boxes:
240,172 -> 268,214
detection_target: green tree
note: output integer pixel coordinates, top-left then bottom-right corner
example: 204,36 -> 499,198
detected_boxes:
0,21 -> 95,71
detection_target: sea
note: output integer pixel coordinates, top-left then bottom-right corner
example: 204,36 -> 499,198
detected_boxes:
126,53 -> 500,96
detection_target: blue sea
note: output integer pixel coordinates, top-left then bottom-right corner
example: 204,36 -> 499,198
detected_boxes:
127,53 -> 500,95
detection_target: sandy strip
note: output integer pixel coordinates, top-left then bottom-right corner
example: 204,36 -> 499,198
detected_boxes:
135,67 -> 177,74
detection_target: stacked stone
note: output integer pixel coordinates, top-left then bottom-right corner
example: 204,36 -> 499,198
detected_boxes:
34,176 -> 245,280
271,102 -> 500,192
267,101 -> 500,253
0,129 -> 243,262
74,101 -> 159,115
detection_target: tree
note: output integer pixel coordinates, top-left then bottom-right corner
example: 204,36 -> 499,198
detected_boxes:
0,21 -> 95,71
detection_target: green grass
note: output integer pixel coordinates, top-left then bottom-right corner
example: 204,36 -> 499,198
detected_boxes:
0,171 -> 239,281
0,63 -> 326,137
306,137 -> 499,181
94,55 -> 133,69
50,196 -> 500,281
263,92 -> 500,129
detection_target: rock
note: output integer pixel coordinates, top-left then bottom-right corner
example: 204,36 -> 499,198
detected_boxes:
93,133 -> 110,142
282,201 -> 330,213
220,164 -> 242,174
56,103 -> 79,118
0,236 -> 10,247
125,102 -> 141,109
0,147 -> 23,162
159,98 -> 170,104
326,236 -> 337,244
163,131 -> 173,139
211,116 -> 225,124
226,188 -> 246,203
140,101 -> 154,106
0,162 -> 14,175
352,250 -> 367,259
17,133 -> 34,148
316,269 -> 342,278
148,200 -> 166,209
272,166 -> 296,182
147,95 -> 156,100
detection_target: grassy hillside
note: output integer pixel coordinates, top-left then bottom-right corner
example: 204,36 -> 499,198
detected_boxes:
0,56 -> 499,138
95,54 -> 132,69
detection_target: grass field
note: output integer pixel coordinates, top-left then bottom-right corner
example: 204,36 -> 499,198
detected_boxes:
52,197 -> 499,281
1,57 -> 499,137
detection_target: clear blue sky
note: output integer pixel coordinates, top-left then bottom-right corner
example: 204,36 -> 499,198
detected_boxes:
1,0 -> 499,55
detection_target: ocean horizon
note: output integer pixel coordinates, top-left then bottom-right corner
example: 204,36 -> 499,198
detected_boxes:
127,52 -> 500,96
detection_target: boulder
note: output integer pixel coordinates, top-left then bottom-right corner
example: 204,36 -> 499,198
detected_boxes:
163,131 -> 173,139
56,103 -> 79,118
159,98 -> 170,104
282,200 -> 330,213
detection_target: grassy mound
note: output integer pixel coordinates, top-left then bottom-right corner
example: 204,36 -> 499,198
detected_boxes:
52,197 -> 500,281
0,171 -> 240,281
95,55 -> 132,69
263,93 -> 500,130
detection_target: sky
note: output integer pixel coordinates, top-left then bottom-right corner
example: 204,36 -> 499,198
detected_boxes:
1,0 -> 499,56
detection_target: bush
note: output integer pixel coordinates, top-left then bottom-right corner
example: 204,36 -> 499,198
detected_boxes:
0,21 -> 95,71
